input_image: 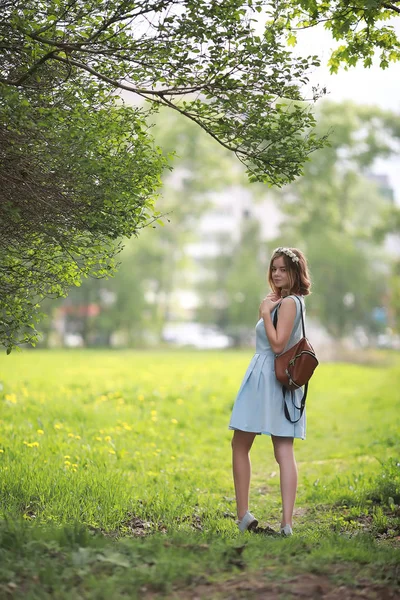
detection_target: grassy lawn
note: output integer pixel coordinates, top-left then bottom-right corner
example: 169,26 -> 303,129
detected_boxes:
0,349 -> 399,598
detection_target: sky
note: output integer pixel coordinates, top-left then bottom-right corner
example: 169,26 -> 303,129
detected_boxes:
292,19 -> 400,204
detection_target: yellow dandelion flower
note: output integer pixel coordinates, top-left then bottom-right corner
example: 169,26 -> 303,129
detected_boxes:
151,410 -> 157,416
74,435 -> 81,440
72,463 -> 78,468
95,436 -> 102,441
176,398 -> 184,405
37,429 -> 44,435
171,418 -> 178,424
72,468 -> 77,473
108,449 -> 116,455
138,394 -> 144,401
0,449 -> 4,453
170,456 -> 176,460
30,442 -> 39,448
68,433 -> 75,438
104,435 -> 111,442
64,455 -> 70,459
123,423 -> 132,431
23,441 -> 29,445
54,423 -> 63,430
5,393 -> 17,404
64,460 -> 71,466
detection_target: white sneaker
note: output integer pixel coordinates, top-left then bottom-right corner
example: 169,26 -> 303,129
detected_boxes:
280,524 -> 293,536
236,510 -> 258,532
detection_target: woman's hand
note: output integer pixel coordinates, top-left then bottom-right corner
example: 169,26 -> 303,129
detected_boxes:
266,291 -> 281,302
259,296 -> 280,316
258,291 -> 281,318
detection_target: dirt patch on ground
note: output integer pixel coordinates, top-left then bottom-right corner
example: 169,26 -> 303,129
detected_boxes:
168,571 -> 400,599
336,507 -> 400,547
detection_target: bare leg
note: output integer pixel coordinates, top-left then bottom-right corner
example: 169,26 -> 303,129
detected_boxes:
271,435 -> 298,527
231,430 -> 257,520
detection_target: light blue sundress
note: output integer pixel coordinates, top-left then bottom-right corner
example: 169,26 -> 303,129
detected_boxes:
228,295 -> 306,439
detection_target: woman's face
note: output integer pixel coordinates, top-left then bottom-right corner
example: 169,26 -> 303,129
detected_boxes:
271,255 -> 290,292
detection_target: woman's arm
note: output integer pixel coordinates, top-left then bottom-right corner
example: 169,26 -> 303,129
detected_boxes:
260,296 -> 297,354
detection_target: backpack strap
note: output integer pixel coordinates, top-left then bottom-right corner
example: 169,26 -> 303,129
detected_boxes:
273,295 -> 306,339
283,386 -> 307,423
273,295 -> 308,424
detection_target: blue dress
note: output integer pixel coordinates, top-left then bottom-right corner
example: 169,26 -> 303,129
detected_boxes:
228,295 -> 306,439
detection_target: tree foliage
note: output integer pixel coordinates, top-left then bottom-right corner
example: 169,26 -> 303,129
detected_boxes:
1,0 -> 330,352
1,0 -> 327,185
0,85 -> 167,352
279,1 -> 400,71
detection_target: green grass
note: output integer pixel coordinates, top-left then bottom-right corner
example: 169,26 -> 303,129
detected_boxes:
0,349 -> 399,598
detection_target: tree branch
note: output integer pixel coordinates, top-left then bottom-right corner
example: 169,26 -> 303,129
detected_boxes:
152,92 -> 245,155
382,3 -> 400,13
51,54 -> 206,96
13,50 -> 58,85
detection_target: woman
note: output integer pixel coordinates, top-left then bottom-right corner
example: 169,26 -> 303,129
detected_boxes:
228,247 -> 311,536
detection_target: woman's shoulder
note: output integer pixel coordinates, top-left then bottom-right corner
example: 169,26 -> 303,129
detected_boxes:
280,295 -> 305,317
285,293 -> 305,301
278,295 -> 298,315
281,294 -> 303,306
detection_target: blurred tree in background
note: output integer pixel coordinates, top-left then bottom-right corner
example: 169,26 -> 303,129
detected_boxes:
273,101 -> 400,337
389,261 -> 400,333
41,100 -> 400,347
197,215 -> 267,346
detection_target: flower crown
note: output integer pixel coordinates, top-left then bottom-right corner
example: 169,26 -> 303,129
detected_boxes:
274,247 -> 300,264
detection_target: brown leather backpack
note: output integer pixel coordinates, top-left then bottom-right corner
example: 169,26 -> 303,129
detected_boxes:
273,296 -> 318,423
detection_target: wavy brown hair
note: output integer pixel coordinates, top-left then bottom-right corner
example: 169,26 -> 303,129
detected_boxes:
268,247 -> 311,297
